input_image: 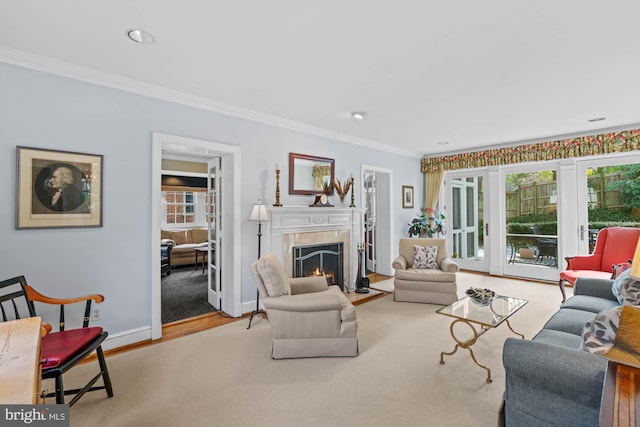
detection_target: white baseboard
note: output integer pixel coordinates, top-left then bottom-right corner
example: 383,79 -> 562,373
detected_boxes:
102,326 -> 152,351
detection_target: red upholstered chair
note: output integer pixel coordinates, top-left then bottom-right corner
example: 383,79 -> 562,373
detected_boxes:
559,227 -> 640,302
0,275 -> 113,406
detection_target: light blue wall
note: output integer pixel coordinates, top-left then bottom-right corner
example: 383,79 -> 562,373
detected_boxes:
0,62 -> 423,339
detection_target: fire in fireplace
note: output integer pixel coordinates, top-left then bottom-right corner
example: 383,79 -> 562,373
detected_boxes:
293,242 -> 344,290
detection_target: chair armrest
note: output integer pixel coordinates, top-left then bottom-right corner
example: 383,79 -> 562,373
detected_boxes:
440,257 -> 459,273
565,254 -> 602,271
289,276 -> 329,295
503,338 -> 607,426
392,255 -> 407,271
573,277 -> 618,300
41,322 -> 52,337
263,292 -> 342,312
161,238 -> 176,246
25,285 -> 104,305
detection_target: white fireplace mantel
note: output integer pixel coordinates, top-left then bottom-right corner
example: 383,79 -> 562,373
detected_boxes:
265,206 -> 363,290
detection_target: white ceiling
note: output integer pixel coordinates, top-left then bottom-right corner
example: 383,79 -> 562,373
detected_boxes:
2,1 -> 640,158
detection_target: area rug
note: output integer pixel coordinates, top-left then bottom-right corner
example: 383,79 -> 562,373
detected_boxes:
161,266 -> 217,323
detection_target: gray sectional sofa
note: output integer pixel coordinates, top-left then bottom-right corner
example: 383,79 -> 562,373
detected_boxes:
502,277 -> 619,427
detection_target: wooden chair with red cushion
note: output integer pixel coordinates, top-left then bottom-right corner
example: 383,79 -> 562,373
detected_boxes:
0,275 -> 113,406
559,227 -> 640,302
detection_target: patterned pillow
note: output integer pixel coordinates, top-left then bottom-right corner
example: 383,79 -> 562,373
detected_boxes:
612,268 -> 640,305
580,306 -> 620,355
413,245 -> 438,269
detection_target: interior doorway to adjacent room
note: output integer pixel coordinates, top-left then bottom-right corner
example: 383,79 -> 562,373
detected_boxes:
152,133 -> 241,340
361,165 -> 393,278
159,155 -> 219,325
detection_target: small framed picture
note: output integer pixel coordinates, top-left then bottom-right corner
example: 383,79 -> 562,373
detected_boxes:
16,146 -> 103,229
402,185 -> 414,209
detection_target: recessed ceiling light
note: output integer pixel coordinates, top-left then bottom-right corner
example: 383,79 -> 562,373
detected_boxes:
126,29 -> 155,45
588,117 -> 606,122
351,111 -> 367,120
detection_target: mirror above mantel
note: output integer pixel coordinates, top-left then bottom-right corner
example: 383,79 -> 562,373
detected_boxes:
289,152 -> 335,195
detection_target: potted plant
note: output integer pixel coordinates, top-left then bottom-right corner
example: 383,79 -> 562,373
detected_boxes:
408,208 -> 446,237
518,245 -> 536,259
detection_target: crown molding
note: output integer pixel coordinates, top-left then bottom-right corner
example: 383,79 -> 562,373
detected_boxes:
0,46 -> 422,159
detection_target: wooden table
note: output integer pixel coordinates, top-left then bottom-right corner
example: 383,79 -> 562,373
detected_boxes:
0,317 -> 43,404
600,361 -> 640,427
194,246 -> 208,273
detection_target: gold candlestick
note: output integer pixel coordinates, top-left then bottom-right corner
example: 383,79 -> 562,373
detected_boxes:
349,176 -> 356,207
273,168 -> 283,207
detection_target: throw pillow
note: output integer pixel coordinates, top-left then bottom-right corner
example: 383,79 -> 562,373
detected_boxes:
413,245 -> 438,269
581,306 -> 621,355
605,306 -> 640,367
255,253 -> 291,297
612,268 -> 640,306
168,230 -> 188,246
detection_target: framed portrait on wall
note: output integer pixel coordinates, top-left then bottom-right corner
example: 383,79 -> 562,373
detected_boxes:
402,185 -> 414,209
16,147 -> 103,229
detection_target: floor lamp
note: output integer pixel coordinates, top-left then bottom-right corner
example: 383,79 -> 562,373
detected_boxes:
247,199 -> 269,329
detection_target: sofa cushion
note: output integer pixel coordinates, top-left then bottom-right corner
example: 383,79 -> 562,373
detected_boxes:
395,268 -> 456,282
191,228 -> 209,244
580,306 -> 620,355
542,308 -> 599,336
168,230 -> 188,245
560,295 -> 620,314
532,329 -> 583,350
413,245 -> 438,269
255,253 -> 291,297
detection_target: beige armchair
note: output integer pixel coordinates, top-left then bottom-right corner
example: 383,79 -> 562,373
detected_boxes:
251,253 -> 358,359
392,238 -> 459,304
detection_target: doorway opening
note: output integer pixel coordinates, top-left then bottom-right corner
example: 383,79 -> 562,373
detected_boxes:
361,165 -> 393,277
152,133 -> 241,340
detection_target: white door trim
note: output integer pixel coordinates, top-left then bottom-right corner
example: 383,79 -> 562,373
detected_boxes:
151,132 -> 242,340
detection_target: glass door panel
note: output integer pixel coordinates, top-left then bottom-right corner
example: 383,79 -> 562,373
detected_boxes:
445,172 -> 487,271
577,154 -> 640,255
503,167 -> 559,281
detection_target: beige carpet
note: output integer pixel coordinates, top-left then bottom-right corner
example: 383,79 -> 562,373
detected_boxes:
61,272 -> 568,427
369,278 -> 394,293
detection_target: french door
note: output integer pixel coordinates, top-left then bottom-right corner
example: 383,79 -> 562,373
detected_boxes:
207,157 -> 221,309
501,163 -> 560,281
363,170 -> 376,273
576,153 -> 640,255
443,171 -> 489,272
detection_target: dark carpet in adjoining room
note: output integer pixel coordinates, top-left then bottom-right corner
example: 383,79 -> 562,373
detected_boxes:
161,266 -> 216,324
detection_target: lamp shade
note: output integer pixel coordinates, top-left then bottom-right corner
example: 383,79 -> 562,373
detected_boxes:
249,201 -> 269,222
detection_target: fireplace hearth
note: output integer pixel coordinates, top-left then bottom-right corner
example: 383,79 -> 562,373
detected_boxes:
293,242 -> 344,290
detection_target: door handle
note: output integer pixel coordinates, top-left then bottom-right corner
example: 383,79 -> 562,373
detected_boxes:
580,225 -> 585,241
485,223 -> 489,236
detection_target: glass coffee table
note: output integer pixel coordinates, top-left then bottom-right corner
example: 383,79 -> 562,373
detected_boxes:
436,294 -> 528,383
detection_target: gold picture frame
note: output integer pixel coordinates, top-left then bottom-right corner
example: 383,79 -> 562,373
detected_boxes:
16,146 -> 103,229
402,185 -> 414,209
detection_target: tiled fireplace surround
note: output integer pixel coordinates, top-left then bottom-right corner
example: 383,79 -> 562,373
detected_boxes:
266,207 -> 363,290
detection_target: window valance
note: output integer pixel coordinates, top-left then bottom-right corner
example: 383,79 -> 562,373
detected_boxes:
421,129 -> 640,173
